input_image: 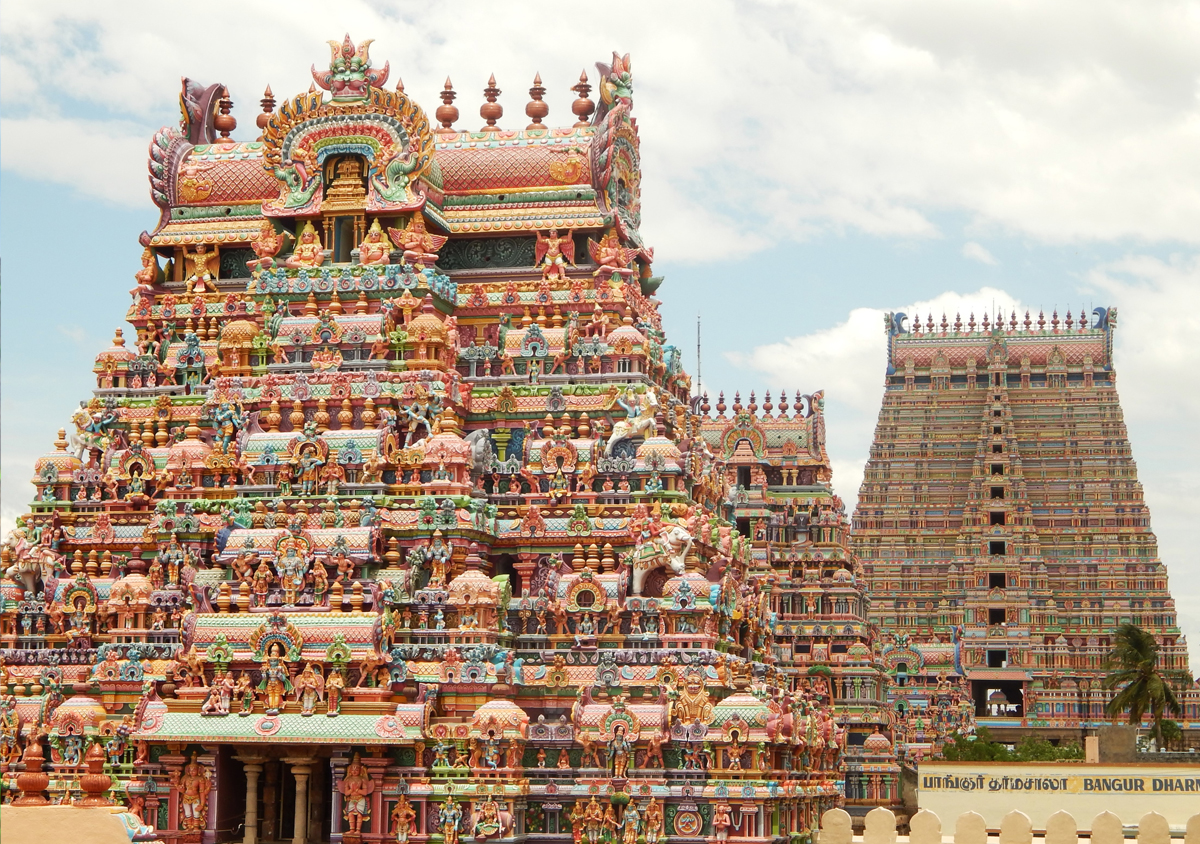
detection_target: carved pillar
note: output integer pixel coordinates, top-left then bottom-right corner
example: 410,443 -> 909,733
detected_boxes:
261,761 -> 279,842
235,756 -> 266,844
285,758 -> 314,844
514,552 -> 539,595
364,755 -> 389,837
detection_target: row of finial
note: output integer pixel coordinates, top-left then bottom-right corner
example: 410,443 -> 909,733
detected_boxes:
909,309 -> 1093,335
697,391 -> 811,418
252,72 -> 596,136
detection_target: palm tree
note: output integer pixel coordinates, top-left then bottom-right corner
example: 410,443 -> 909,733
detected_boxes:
1103,624 -> 1182,749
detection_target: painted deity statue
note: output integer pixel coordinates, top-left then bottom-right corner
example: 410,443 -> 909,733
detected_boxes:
357,218 -> 391,266
583,796 -> 605,844
388,212 -> 447,271
588,229 -> 637,279
183,243 -> 219,292
133,247 -> 159,292
472,796 -> 503,840
340,752 -> 375,835
247,219 -> 285,275
440,797 -> 463,844
392,794 -> 417,844
257,642 -> 293,715
620,802 -> 640,844
275,539 -> 310,606
294,662 -> 324,716
643,798 -> 664,844
212,398 -> 247,455
608,724 -> 632,779
285,221 -> 325,269
175,752 -> 212,833
535,228 -> 576,281
325,669 -> 345,716
713,803 -> 732,843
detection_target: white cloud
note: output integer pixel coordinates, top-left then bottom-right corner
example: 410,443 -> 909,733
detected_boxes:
6,2 -> 1200,254
1,115 -> 150,206
962,241 -> 998,265
55,324 -> 90,345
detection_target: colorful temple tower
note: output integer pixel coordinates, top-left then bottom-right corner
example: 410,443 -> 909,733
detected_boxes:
851,309 -> 1198,745
0,38 -> 844,844
696,392 -> 905,813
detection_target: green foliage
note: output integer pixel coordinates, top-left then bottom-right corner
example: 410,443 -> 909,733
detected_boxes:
1103,623 -> 1184,749
940,727 -> 1084,762
1159,719 -> 1183,751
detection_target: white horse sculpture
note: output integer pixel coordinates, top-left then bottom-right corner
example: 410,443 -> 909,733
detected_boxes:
3,530 -> 61,595
67,407 -> 111,459
605,390 -> 659,457
464,428 -> 492,476
627,523 -> 693,595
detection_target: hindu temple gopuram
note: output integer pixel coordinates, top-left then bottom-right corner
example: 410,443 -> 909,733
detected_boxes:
0,37 -> 848,844
850,310 -> 1199,745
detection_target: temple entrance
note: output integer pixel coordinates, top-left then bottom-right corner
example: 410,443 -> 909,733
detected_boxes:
971,679 -> 1024,717
229,754 -> 330,844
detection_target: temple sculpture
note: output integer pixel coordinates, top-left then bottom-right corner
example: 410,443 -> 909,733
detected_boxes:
0,36 -> 842,844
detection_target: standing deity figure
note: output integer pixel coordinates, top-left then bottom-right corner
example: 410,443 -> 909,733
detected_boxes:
175,752 -> 212,833
388,213 -> 447,271
608,724 -> 632,779
325,669 -> 345,716
257,642 -> 292,715
440,797 -> 463,844
294,663 -> 324,716
411,531 -> 452,589
294,443 -> 326,497
183,243 -> 219,292
275,540 -> 310,606
212,398 -> 248,455
392,794 -> 417,844
247,220 -> 285,276
310,555 -> 330,607
340,752 -> 375,836
236,673 -> 255,715
569,801 -> 586,844
583,796 -> 605,844
644,731 -> 665,769
643,799 -> 664,844
252,558 -> 275,608
621,802 -> 641,844
713,804 -> 732,842
357,219 -> 392,266
285,221 -> 325,269
535,228 -> 576,281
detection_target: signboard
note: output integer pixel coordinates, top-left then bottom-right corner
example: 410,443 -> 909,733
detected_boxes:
918,762 -> 1200,828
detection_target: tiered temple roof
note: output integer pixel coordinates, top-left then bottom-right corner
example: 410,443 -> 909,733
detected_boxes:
851,308 -> 1198,743
0,37 -> 841,844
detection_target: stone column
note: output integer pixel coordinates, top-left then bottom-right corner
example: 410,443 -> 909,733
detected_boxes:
284,758 -> 314,844
235,756 -> 266,844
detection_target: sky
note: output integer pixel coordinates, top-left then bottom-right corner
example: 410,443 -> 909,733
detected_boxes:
1,0 -> 1198,666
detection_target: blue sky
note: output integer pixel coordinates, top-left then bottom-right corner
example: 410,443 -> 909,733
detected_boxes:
2,1 -> 1198,666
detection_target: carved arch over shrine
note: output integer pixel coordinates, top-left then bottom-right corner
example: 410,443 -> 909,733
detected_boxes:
261,86 -> 437,217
